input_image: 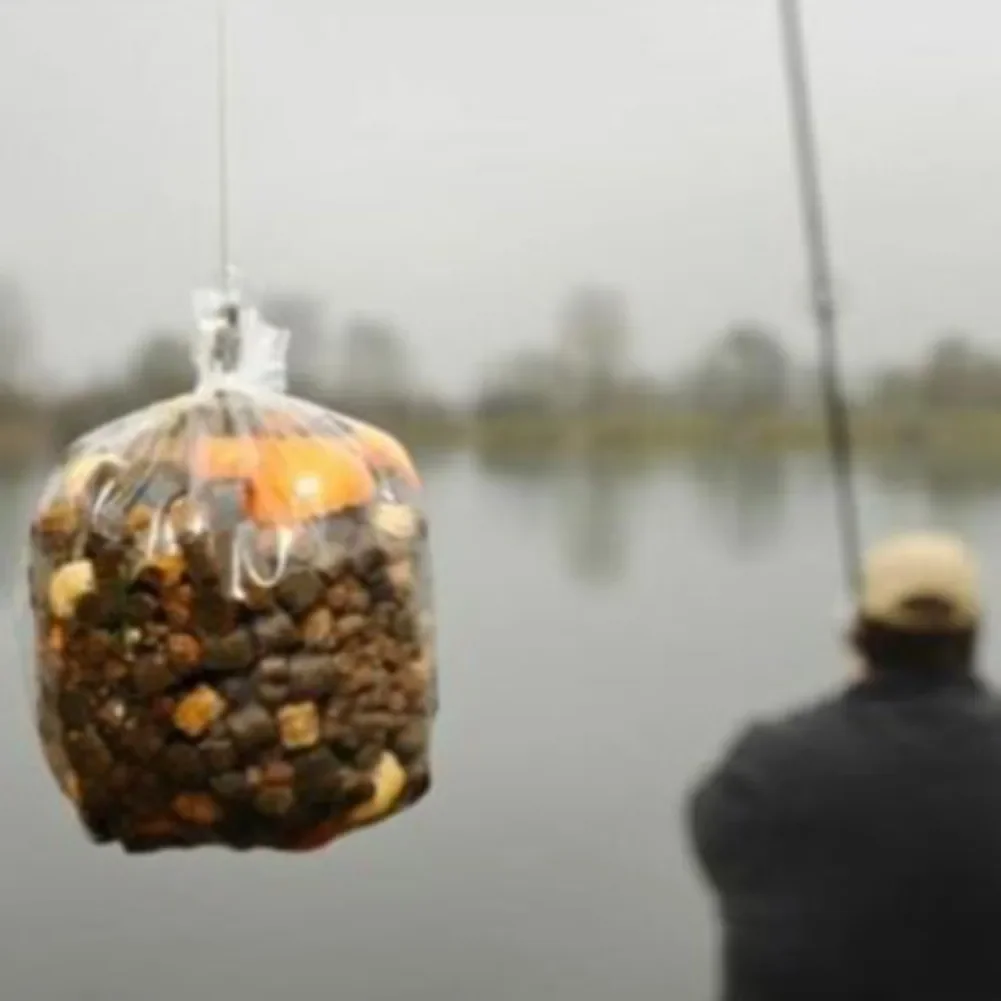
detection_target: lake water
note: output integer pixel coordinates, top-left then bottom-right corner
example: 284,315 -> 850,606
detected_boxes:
5,449 -> 1001,1001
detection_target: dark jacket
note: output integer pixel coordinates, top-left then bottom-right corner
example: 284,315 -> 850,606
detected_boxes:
687,670 -> 1001,1001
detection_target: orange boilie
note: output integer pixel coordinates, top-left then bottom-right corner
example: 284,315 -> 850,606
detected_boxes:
189,420 -> 418,526
191,434 -> 377,525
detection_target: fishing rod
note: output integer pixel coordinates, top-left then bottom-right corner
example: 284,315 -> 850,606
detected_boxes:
777,0 -> 863,596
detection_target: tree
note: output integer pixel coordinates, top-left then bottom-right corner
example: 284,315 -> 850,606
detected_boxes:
0,275 -> 32,386
128,329 -> 192,400
557,285 -> 632,410
696,323 -> 791,416
920,332 -> 1001,409
475,347 -> 567,416
339,316 -> 413,405
868,367 -> 921,412
259,293 -> 329,389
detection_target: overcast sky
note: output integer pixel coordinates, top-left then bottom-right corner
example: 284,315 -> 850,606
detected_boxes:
1,0 -> 1000,396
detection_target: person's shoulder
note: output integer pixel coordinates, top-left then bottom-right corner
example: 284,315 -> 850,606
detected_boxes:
731,689 -> 848,764
749,688 -> 845,736
775,688 -> 848,732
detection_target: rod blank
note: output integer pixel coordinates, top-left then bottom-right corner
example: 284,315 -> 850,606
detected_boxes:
777,0 -> 863,595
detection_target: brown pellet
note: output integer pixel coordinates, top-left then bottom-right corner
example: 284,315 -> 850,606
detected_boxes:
173,686 -> 227,738
277,703 -> 320,750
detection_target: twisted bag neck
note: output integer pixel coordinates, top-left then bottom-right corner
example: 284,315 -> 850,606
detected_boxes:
191,287 -> 290,395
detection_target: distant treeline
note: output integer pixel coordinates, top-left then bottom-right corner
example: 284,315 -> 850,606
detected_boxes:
2,278 -> 1001,456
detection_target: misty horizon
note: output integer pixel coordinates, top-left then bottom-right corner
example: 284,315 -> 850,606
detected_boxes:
3,2 -> 1001,394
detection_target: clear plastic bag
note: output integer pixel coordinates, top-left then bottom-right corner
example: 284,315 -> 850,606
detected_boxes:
27,288 -> 436,853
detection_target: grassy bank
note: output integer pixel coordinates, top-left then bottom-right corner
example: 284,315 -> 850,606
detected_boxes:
4,408 -> 1001,467
408,410 -> 1001,459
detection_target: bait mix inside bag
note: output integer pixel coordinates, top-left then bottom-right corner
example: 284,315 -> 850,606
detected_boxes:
28,289 -> 437,853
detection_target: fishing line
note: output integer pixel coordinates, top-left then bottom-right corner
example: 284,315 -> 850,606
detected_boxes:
216,0 -> 233,297
777,0 -> 863,596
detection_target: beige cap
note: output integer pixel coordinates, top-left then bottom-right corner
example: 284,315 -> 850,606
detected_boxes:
859,531 -> 981,631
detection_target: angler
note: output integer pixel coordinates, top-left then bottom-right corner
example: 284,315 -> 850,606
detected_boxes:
687,532 -> 1001,1000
